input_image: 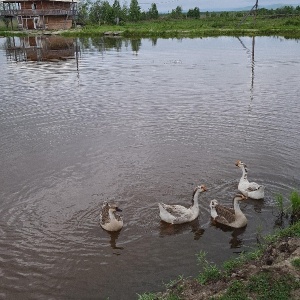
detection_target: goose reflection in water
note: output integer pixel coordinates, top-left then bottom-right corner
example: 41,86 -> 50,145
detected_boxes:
159,218 -> 205,240
212,222 -> 247,249
107,230 -> 124,251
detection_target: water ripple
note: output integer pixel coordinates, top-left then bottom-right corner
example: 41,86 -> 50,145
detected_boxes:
0,36 -> 299,299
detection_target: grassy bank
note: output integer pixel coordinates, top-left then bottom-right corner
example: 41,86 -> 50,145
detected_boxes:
64,15 -> 300,38
1,15 -> 300,38
138,220 -> 300,300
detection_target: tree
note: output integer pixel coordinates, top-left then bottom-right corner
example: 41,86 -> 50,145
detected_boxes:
76,0 -> 92,25
187,7 -> 200,19
89,0 -> 114,25
170,6 -> 183,19
148,3 -> 159,19
129,0 -> 141,22
112,0 -> 122,23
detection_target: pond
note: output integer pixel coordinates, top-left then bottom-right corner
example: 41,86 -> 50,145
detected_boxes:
0,35 -> 299,299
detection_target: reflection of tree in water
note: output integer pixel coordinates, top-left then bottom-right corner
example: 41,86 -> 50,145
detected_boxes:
212,222 -> 247,249
78,37 -> 91,50
131,38 -> 142,54
78,37 -> 144,53
151,38 -> 158,46
90,36 -> 123,51
159,218 -> 205,240
76,37 -> 160,55
107,230 -> 124,251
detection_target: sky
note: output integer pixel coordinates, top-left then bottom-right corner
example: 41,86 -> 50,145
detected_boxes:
132,1 -> 300,12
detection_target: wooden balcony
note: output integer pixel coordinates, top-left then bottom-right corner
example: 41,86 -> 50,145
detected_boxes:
0,9 -> 77,17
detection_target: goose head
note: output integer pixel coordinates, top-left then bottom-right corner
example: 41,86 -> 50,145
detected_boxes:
235,160 -> 247,168
233,193 -> 247,202
193,184 -> 207,193
209,199 -> 218,209
192,184 -> 207,198
235,161 -> 248,175
109,204 -> 122,213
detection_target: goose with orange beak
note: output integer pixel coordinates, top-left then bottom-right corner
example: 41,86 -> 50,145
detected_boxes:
158,185 -> 207,224
235,160 -> 265,199
210,194 -> 248,228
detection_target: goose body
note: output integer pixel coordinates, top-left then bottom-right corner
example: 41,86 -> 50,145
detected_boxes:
235,160 -> 265,199
210,194 -> 247,228
100,201 -> 123,232
158,185 -> 207,224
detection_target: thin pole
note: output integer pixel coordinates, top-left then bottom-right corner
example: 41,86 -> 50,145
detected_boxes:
238,0 -> 259,27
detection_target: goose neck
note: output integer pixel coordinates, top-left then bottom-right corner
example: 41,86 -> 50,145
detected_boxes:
241,166 -> 248,180
233,199 -> 241,212
109,210 -> 116,220
192,190 -> 200,208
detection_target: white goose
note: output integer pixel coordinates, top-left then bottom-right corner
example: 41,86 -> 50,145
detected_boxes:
210,194 -> 247,228
100,201 -> 123,232
235,160 -> 265,199
158,185 -> 207,224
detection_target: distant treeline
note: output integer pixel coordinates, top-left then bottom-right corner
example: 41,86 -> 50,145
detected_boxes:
76,0 -> 300,25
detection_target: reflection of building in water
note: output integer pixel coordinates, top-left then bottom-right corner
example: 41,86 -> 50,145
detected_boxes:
0,0 -> 77,30
5,35 -> 78,62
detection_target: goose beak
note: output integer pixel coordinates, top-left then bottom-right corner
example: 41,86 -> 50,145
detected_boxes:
116,207 -> 122,212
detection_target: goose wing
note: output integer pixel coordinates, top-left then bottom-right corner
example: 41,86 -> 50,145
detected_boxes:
159,203 -> 193,224
100,201 -> 110,224
159,203 -> 189,218
215,204 -> 236,224
247,182 -> 260,191
217,205 -> 235,215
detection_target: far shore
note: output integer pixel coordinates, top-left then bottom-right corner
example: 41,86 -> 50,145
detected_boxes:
1,15 -> 300,38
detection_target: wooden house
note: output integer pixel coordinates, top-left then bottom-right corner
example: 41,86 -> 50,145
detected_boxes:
0,0 -> 78,30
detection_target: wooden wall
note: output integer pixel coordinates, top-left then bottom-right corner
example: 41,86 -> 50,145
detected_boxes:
47,16 -> 72,30
21,1 -> 71,10
18,1 -> 74,29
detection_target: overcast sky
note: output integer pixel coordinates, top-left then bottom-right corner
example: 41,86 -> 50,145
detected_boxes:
133,1 -> 300,12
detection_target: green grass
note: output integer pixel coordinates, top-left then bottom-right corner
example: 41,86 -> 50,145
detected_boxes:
137,292 -> 181,300
196,250 -> 222,284
273,190 -> 300,225
247,272 -> 299,300
222,249 -> 263,274
290,190 -> 300,215
2,15 -> 300,38
137,293 -> 157,300
265,218 -> 300,243
64,16 -> 300,38
291,258 -> 300,269
137,276 -> 184,300
216,272 -> 300,300
275,193 -> 284,214
214,280 -> 248,300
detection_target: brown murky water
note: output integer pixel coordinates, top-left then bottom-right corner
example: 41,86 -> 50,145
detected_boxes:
0,35 -> 299,299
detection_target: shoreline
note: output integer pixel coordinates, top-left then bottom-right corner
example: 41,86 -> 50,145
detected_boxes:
139,221 -> 300,300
